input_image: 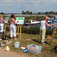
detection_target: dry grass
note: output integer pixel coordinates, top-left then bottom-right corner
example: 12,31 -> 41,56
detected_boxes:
2,33 -> 57,57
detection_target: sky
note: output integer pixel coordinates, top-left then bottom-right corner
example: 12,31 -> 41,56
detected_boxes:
0,0 -> 57,13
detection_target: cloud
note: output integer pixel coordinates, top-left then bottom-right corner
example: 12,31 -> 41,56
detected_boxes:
0,0 -> 57,13
43,0 -> 57,3
17,0 -> 24,2
33,4 -> 38,7
31,0 -> 40,4
30,0 -> 39,7
3,0 -> 24,3
0,4 -> 11,6
0,0 -> 12,6
52,0 -> 57,2
4,0 -> 12,2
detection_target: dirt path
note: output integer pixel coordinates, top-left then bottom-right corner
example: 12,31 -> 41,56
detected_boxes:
0,47 -> 29,57
0,48 -> 19,57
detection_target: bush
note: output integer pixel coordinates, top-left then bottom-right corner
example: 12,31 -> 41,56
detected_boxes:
5,25 -> 53,35
22,26 -> 53,35
22,26 -> 40,34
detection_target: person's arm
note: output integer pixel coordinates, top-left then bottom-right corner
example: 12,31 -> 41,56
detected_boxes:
45,21 -> 54,27
2,18 -> 4,22
14,19 -> 17,24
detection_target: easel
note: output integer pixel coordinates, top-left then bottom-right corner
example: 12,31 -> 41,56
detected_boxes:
16,24 -> 19,33
52,27 -> 56,37
4,23 -> 7,31
46,17 -> 53,45
16,24 -> 22,40
4,16 -> 9,32
47,17 -> 53,37
47,27 -> 57,45
4,23 -> 8,40
52,17 -> 57,37
4,16 -> 10,40
16,14 -> 23,40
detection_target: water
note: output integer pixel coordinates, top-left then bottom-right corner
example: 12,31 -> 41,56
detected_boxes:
3,13 -> 57,17
4,14 -> 39,16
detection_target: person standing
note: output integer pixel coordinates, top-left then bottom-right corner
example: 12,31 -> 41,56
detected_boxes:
0,14 -> 4,34
9,14 -> 18,40
40,16 -> 54,44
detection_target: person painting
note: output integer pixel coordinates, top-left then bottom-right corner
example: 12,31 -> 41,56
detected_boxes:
40,16 -> 54,44
9,14 -> 18,40
0,14 -> 4,34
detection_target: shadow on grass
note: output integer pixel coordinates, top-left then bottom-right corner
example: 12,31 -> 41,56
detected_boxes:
5,35 -> 19,40
32,39 -> 51,46
32,39 -> 40,43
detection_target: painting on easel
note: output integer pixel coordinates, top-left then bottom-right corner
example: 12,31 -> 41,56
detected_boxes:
5,17 -> 9,23
16,17 -> 25,24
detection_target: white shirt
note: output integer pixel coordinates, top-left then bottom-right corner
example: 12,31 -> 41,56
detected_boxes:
40,20 -> 46,29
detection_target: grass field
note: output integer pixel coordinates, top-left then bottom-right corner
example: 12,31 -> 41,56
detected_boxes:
2,33 -> 57,57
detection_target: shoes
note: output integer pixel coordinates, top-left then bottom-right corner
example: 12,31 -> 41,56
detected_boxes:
41,42 -> 46,44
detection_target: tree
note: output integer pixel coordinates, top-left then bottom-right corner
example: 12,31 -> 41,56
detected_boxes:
22,11 -> 25,14
29,12 -> 32,14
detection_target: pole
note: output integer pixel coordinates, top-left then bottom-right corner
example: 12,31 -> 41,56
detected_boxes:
51,17 -> 52,30
20,25 -> 22,40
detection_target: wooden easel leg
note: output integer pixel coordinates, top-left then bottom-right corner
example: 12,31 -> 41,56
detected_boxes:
20,25 -> 21,40
18,26 -> 19,33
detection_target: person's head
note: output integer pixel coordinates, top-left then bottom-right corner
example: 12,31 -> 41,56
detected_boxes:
11,14 -> 15,18
0,14 -> 2,18
44,16 -> 48,21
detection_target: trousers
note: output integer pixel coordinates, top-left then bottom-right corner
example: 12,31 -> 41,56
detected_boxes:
40,28 -> 46,43
0,24 -> 4,32
10,24 -> 16,38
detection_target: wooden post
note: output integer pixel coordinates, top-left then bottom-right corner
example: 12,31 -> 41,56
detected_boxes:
20,25 -> 22,40
16,25 -> 18,33
16,24 -> 18,33
4,23 -> 7,31
52,27 -> 56,37
19,14 -> 22,40
17,24 -> 19,33
16,24 -> 19,33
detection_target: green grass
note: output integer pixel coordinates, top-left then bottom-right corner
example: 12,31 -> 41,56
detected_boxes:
2,33 -> 57,57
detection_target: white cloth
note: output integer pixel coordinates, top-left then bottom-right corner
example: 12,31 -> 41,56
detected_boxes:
10,22 -> 16,38
40,20 -> 46,29
0,24 -> 4,32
